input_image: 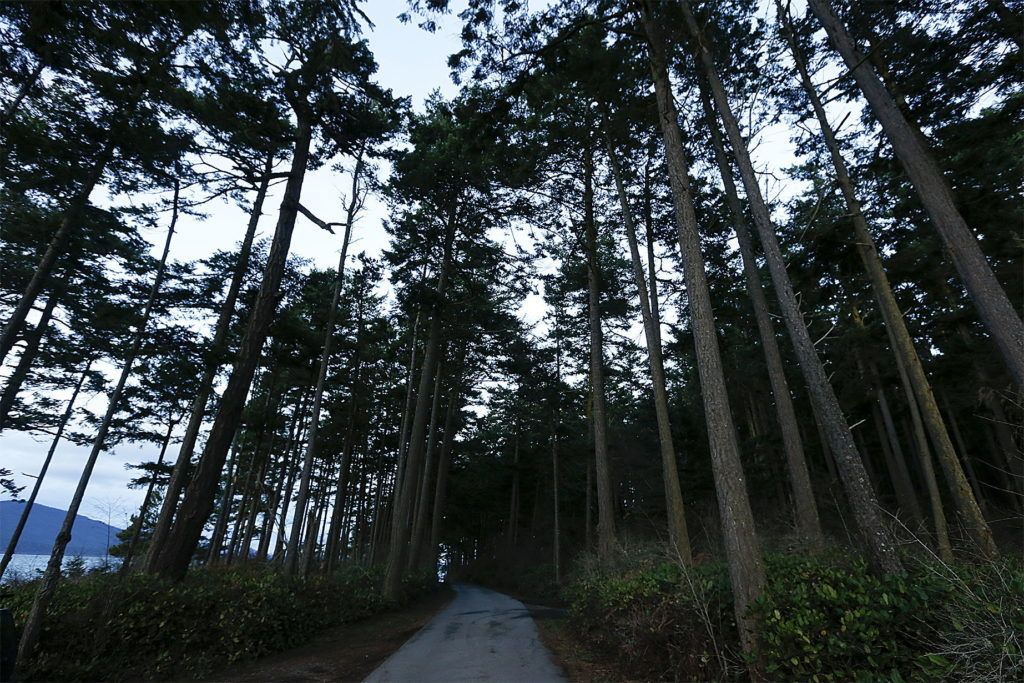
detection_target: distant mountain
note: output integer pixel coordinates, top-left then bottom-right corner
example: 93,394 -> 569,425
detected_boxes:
0,501 -> 122,556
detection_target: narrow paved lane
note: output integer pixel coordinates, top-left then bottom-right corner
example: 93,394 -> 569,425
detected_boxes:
363,583 -> 565,682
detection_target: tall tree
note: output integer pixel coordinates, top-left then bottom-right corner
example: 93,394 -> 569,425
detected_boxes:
18,179 -> 181,661
777,2 -> 996,558
151,1 -> 393,580
637,0 -> 765,658
678,0 -> 901,574
806,0 -> 1024,387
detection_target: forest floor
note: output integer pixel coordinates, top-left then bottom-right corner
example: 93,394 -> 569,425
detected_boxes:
199,586 -> 455,682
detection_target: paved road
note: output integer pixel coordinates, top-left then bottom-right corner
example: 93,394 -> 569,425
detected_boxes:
363,583 -> 565,682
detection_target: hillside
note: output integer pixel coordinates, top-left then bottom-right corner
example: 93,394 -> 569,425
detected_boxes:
0,501 -> 122,556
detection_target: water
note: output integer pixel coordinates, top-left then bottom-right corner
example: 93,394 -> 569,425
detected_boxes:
1,554 -> 118,583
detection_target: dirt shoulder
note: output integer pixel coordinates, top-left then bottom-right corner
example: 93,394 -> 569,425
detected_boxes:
202,586 -> 455,683
527,604 -> 637,683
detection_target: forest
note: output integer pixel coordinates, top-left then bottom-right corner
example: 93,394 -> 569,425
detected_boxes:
0,0 -> 1021,681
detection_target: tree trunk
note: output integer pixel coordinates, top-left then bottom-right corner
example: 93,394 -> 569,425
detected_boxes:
325,333 -> 369,570
256,448 -> 289,562
582,143 -> 617,559
0,281 -> 64,431
0,60 -> 44,128
325,373 -> 364,572
0,361 -> 91,581
274,415 -> 311,563
120,417 -> 179,574
869,362 -> 925,525
807,0 -> 1024,387
207,437 -> 240,565
429,372 -> 463,573
506,431 -> 521,549
284,155 -> 362,574
696,81 -> 824,549
18,182 -> 179,660
681,0 -> 901,574
383,212 -> 457,600
940,390 -> 989,517
780,7 -> 997,558
604,128 -> 692,562
0,138 -> 115,365
585,451 -> 594,550
256,391 -> 307,562
897,356 -> 953,561
145,157 -> 271,572
152,120 -> 313,580
409,356 -> 446,570
639,1 -> 765,657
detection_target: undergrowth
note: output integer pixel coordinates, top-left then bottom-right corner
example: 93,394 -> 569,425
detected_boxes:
2,564 -> 436,681
565,545 -> 1024,681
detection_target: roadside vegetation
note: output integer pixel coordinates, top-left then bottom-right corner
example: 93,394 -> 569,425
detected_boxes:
2,565 -> 435,681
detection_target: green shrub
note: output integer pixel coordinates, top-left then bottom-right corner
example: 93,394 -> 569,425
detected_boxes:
565,549 -> 1024,682
3,564 -> 436,681
751,555 -> 950,681
567,552 -> 743,680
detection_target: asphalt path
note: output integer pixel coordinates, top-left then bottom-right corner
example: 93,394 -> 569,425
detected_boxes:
363,583 -> 565,682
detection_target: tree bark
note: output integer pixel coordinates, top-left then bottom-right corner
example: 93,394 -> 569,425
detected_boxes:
868,360 -> 925,525
207,437 -> 240,564
429,372 -> 463,573
551,321 -> 562,584
18,181 -> 179,659
0,361 -> 91,580
325,333 -> 367,572
681,0 -> 901,574
583,144 -> 617,559
506,431 -> 521,548
695,81 -> 824,549
604,129 -> 692,563
120,417 -> 179,573
409,355 -> 446,570
807,0 -> 1024,387
383,212 -> 457,600
780,11 -> 997,557
284,154 -> 362,574
940,390 -> 989,517
145,157 -> 271,572
151,120 -> 313,580
639,1 -> 765,657
896,355 -> 953,561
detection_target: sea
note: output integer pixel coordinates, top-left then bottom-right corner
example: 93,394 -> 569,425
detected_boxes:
1,554 -> 117,583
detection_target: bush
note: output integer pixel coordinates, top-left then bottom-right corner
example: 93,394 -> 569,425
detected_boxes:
3,564 -> 437,681
567,547 -> 743,680
751,555 -> 950,681
565,548 -> 1024,682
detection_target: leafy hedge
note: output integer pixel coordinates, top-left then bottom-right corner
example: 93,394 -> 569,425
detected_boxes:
567,551 -> 1024,681
567,554 -> 741,680
3,564 -> 437,681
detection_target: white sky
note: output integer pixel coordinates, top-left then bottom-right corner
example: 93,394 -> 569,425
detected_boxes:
1,0 -> 810,534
